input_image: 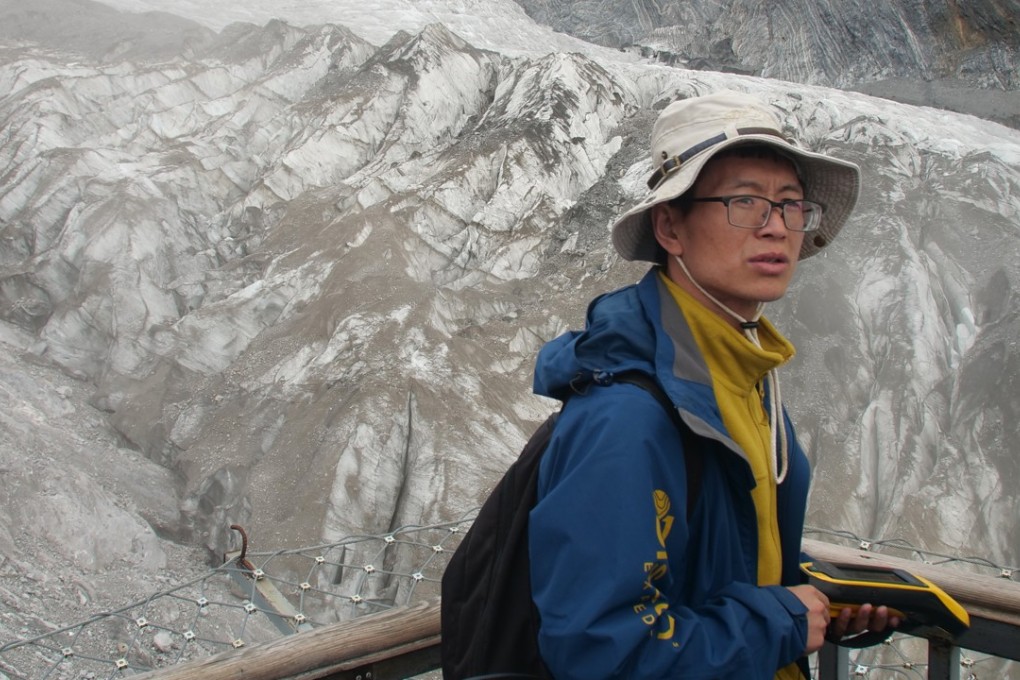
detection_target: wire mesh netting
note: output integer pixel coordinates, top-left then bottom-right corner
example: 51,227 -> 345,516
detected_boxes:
1,519 -> 1016,679
0,514 -> 473,680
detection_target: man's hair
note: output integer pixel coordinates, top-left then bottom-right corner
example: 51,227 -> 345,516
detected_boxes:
652,144 -> 803,266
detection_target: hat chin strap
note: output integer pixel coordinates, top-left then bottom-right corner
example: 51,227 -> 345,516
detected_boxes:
673,255 -> 789,484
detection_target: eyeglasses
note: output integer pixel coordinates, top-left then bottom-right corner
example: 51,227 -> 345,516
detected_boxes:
690,195 -> 824,232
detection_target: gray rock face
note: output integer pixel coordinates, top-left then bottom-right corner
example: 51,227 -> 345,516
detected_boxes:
1,0 -> 1019,658
513,0 -> 1020,128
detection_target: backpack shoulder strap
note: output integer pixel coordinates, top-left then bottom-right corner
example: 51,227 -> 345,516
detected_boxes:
611,371 -> 703,518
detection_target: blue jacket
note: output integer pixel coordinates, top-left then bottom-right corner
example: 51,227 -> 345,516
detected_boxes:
529,269 -> 812,679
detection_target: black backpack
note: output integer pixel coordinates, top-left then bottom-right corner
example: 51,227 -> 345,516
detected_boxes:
440,371 -> 700,679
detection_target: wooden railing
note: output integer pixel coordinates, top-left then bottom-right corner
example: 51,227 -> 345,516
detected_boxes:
135,539 -> 1020,680
133,598 -> 442,680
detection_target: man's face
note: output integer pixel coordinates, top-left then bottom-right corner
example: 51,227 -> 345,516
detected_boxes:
658,153 -> 806,322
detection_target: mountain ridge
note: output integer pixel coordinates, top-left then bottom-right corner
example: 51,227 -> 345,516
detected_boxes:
513,0 -> 1020,128
0,4 -> 1019,676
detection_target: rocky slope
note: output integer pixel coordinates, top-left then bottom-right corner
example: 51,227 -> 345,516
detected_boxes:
514,0 -> 1020,128
1,0 -> 1019,671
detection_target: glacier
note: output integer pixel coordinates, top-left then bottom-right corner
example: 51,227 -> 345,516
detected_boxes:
0,0 -> 1018,667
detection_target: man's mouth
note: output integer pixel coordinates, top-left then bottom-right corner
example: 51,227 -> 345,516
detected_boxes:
750,253 -> 789,264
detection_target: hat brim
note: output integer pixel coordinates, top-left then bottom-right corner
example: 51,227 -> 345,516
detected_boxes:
611,135 -> 861,262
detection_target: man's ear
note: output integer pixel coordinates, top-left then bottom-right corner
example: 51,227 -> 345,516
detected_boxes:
651,203 -> 684,257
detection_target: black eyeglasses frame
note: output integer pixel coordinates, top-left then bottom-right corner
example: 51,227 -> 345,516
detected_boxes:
687,195 -> 825,232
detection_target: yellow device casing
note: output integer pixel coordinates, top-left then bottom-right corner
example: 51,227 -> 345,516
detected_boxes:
801,560 -> 970,638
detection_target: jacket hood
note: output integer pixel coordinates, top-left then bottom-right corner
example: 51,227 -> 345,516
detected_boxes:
533,279 -> 659,401
532,269 -> 751,454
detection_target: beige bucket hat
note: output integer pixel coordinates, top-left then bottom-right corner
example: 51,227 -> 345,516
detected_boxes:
611,91 -> 861,262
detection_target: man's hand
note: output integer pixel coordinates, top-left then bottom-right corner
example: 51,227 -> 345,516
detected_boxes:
787,584 -> 831,654
828,603 -> 901,640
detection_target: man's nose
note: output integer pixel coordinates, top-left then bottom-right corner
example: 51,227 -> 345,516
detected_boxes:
758,204 -> 788,235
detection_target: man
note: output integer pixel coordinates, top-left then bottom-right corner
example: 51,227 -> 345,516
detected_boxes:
528,91 -> 893,679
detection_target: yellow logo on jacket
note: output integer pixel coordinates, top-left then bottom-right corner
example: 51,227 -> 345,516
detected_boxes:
632,490 -> 679,644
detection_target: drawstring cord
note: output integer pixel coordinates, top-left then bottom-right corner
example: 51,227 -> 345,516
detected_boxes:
673,256 -> 789,484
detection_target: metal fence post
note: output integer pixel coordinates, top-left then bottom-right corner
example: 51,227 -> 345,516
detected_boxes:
816,642 -> 849,680
927,639 -> 961,680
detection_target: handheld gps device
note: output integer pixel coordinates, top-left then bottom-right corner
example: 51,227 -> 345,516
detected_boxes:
801,560 -> 970,638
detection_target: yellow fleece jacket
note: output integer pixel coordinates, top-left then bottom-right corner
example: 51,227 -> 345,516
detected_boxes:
661,273 -> 803,680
